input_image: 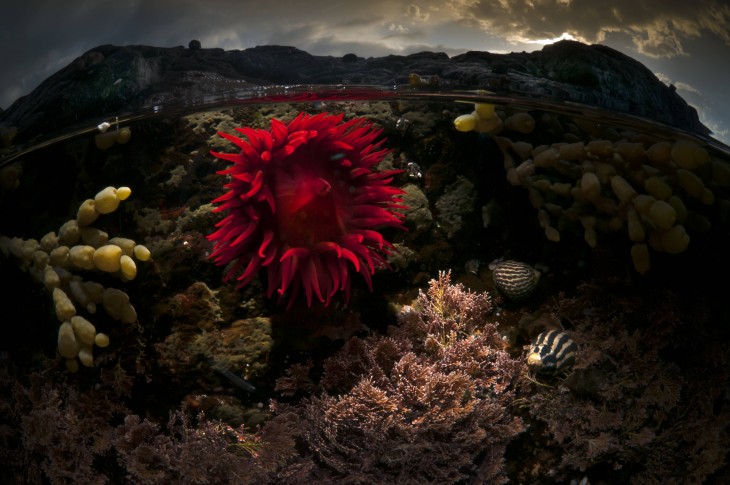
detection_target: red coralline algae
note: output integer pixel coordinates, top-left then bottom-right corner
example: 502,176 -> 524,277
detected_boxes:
208,112 -> 406,306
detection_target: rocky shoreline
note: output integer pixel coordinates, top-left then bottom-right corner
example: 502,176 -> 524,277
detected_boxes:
0,40 -> 709,143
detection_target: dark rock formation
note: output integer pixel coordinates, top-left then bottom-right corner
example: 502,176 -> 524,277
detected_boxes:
0,40 -> 709,143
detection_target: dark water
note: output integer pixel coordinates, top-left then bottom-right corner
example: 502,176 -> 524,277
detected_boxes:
0,87 -> 728,484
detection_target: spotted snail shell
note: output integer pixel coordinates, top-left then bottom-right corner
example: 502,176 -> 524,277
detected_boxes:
492,260 -> 540,300
527,329 -> 577,376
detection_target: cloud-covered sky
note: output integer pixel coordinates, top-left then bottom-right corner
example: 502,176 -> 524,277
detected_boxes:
1,0 -> 729,143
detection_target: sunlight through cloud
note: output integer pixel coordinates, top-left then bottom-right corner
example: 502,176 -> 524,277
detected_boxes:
524,32 -> 579,45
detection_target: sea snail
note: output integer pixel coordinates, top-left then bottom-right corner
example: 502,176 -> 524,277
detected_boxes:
527,330 -> 577,376
492,260 -> 540,300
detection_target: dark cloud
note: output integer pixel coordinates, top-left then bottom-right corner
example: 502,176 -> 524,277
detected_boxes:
0,0 -> 405,108
449,0 -> 730,58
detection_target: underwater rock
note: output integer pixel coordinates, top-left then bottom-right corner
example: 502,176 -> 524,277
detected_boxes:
400,183 -> 432,236
156,313 -> 273,389
0,40 -> 709,144
434,175 -> 477,238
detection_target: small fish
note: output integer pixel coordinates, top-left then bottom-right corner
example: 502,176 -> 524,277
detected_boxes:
208,358 -> 256,392
527,329 -> 577,376
406,161 -> 423,179
396,117 -> 412,134
465,258 -> 480,275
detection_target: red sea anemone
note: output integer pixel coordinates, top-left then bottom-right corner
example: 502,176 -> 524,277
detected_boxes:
208,112 -> 407,306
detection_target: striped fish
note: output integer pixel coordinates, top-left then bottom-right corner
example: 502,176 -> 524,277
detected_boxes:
527,329 -> 577,376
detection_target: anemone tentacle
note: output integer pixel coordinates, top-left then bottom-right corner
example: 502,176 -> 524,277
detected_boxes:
207,112 -> 407,306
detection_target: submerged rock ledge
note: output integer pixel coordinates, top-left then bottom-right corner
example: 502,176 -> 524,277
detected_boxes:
0,40 -> 709,141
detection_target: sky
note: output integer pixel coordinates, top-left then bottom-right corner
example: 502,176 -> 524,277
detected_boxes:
1,0 -> 729,144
